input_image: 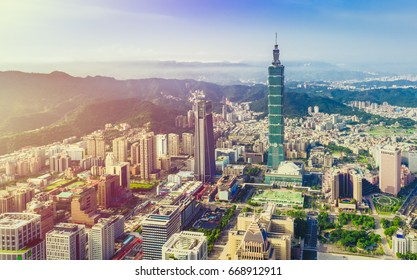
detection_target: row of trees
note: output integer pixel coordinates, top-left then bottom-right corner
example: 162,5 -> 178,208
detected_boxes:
338,213 -> 375,230
244,167 -> 261,177
318,212 -> 336,230
329,229 -> 381,251
198,206 -> 237,253
396,252 -> 417,260
381,217 -> 403,237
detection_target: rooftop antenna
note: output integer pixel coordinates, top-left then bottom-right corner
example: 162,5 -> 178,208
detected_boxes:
273,32 -> 280,65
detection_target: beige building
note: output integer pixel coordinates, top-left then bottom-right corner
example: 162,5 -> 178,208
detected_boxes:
182,133 -> 194,156
379,146 -> 401,195
86,135 -> 106,159
0,185 -> 35,213
168,133 -> 180,156
352,173 -> 363,203
130,142 -> 140,165
71,186 -> 100,226
97,174 -> 120,209
112,137 -> 128,163
225,203 -> 293,260
139,133 -> 155,180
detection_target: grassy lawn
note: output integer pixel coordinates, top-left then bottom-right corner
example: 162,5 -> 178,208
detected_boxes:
369,126 -> 415,137
44,179 -> 72,191
66,181 -> 86,190
130,181 -> 158,189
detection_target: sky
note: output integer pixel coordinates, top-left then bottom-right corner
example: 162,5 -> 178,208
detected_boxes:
1,0 -> 417,72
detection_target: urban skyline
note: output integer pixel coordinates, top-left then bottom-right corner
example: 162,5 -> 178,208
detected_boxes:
2,2 -> 417,264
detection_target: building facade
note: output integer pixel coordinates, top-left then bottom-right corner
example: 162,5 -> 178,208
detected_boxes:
142,205 -> 181,260
139,133 -> 155,180
379,147 -> 401,195
46,223 -> 86,260
168,133 -> 180,156
112,137 -> 128,163
267,39 -> 285,170
89,216 -> 124,260
162,231 -> 207,260
71,186 -> 100,226
0,213 -> 45,260
194,99 -> 215,183
182,133 -> 194,156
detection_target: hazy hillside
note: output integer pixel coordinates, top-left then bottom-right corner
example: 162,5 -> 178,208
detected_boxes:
1,70 -> 415,156
0,98 -> 184,155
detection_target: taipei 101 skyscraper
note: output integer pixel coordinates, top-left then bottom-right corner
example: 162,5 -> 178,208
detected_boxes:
267,35 -> 285,169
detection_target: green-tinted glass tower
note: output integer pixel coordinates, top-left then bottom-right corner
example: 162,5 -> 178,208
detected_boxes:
267,39 -> 285,169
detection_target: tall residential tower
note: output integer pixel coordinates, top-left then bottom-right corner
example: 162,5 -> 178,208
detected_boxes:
267,37 -> 285,169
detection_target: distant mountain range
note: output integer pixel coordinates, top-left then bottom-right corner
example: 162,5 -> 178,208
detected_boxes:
0,70 -> 416,155
1,60 -> 398,85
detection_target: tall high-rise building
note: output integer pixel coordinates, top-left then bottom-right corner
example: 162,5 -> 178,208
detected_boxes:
182,133 -> 194,156
105,152 -> 117,171
5,161 -> 16,176
0,213 -> 45,260
89,216 -> 124,260
329,168 -> 363,206
130,142 -> 140,165
29,156 -> 42,174
0,185 -> 35,213
86,135 -> 106,159
267,38 -> 285,170
16,160 -> 30,176
187,110 -> 195,128
9,186 -> 35,212
112,137 -> 128,163
351,173 -> 363,204
142,205 -> 181,260
49,153 -> 71,173
168,133 -> 180,156
46,223 -> 86,260
106,152 -> 130,189
162,231 -> 208,260
194,99 -> 215,183
155,134 -> 168,157
139,133 -> 155,180
108,162 -> 130,189
0,191 -> 13,214
97,174 -> 120,209
379,146 -> 401,195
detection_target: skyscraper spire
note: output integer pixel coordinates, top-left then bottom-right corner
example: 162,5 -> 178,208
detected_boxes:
273,32 -> 280,65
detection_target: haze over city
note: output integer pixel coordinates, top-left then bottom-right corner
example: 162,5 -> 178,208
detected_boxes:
2,0 -> 417,78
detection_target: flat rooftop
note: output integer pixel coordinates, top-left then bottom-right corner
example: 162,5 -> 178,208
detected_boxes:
0,213 -> 40,229
152,205 -> 179,216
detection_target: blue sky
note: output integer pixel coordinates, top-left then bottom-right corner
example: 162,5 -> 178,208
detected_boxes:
1,0 -> 417,67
